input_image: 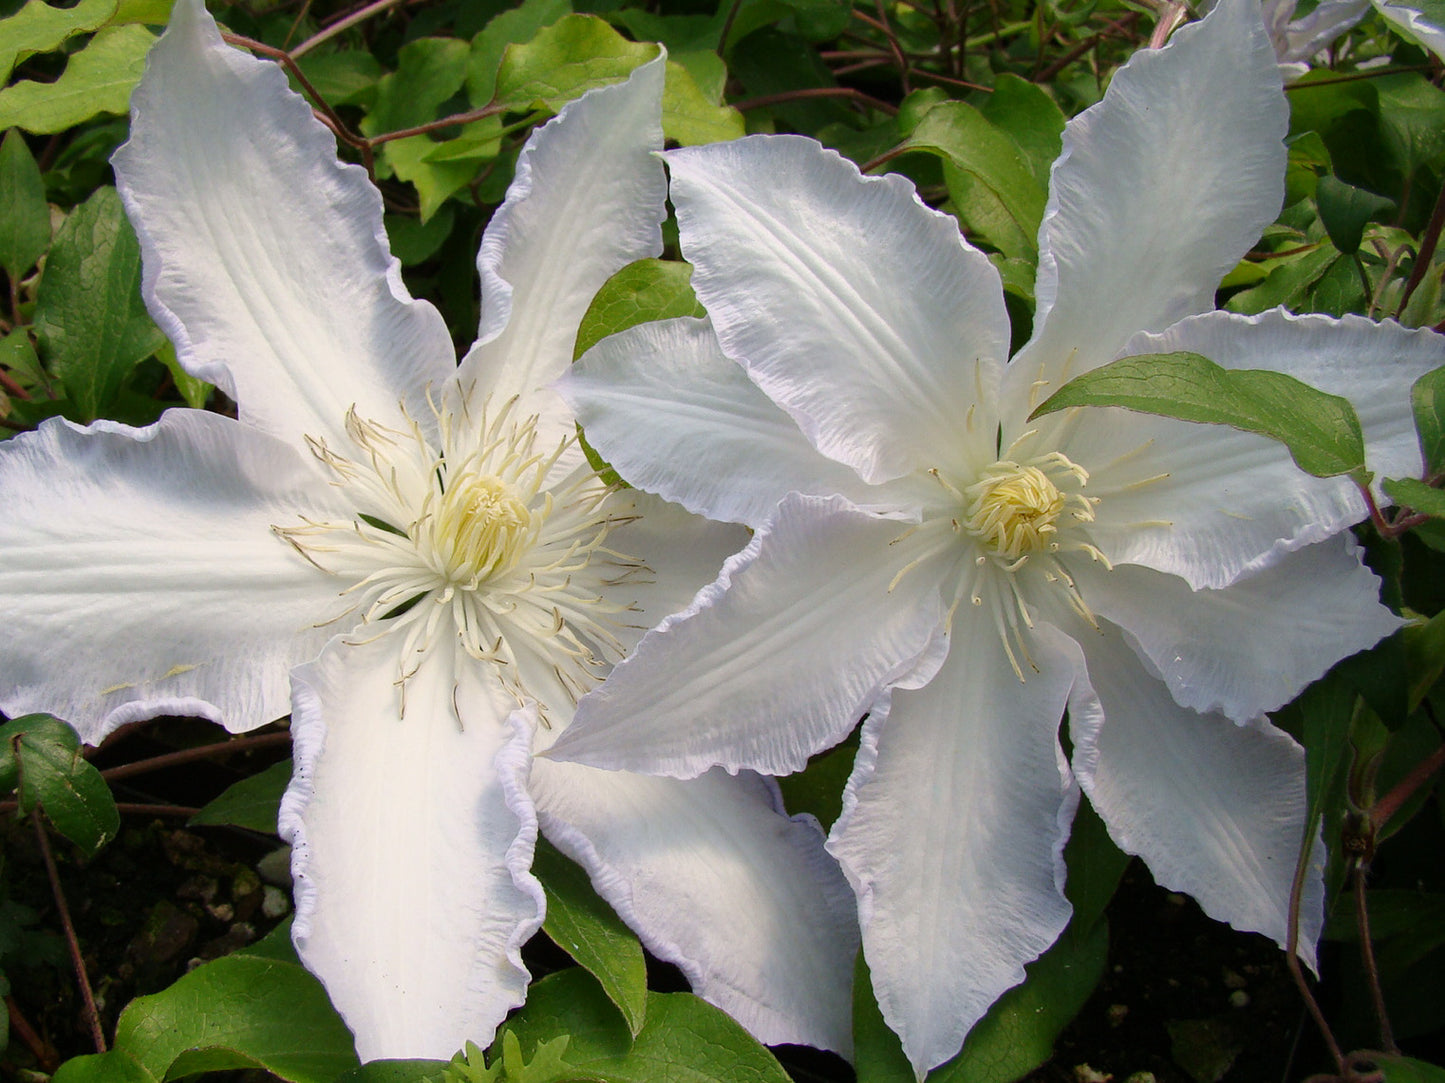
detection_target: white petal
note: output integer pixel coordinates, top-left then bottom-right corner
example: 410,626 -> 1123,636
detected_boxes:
0,410 -> 343,744
283,638 -> 544,1062
457,55 -> 667,410
667,135 -> 1008,485
828,620 -> 1079,1076
595,489 -> 750,645
1066,309 -> 1445,588
1066,619 -> 1324,966
1013,0 -> 1286,386
1375,0 -> 1445,59
560,317 -> 887,526
1075,534 -> 1399,723
1275,0 -> 1369,61
112,0 -> 455,451
531,759 -> 858,1054
548,493 -> 949,777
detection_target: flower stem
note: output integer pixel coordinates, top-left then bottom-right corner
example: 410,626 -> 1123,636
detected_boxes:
98,730 -> 291,783
1397,178 -> 1445,317
32,815 -> 105,1053
1353,866 -> 1399,1055
290,0 -> 407,59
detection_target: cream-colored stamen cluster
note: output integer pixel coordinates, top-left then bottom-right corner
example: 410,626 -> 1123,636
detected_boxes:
275,393 -> 646,719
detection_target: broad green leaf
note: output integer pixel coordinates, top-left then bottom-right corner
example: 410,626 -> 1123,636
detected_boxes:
533,838 -> 648,1037
1386,477 -> 1445,521
110,0 -> 174,24
466,0 -> 572,107
188,758 -> 292,834
492,15 -> 656,114
1031,351 -> 1370,483
1378,1055 -> 1445,1083
1374,72 -> 1445,177
51,1049 -> 157,1083
1404,608 -> 1445,710
0,24 -> 155,134
776,738 -> 857,830
662,59 -> 744,146
0,0 -> 118,83
0,714 -> 119,858
573,258 -> 705,360
669,48 -> 727,102
979,74 -> 1065,189
1315,174 -> 1394,255
363,37 -> 470,136
908,100 -> 1046,259
1061,799 -> 1130,934
335,1062 -> 447,1083
502,967 -> 793,1083
853,920 -> 1109,1083
155,341 -> 209,410
384,127 -> 496,223
0,130 -> 51,281
1411,364 -> 1445,473
1279,673 -> 1356,896
1225,244 -> 1338,315
34,185 -> 166,420
295,50 -> 385,108
386,205 -> 457,266
108,953 -> 359,1082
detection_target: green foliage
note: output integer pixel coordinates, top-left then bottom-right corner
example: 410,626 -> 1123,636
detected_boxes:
1316,174 -> 1395,255
33,185 -> 165,420
0,0 -> 120,83
1032,350 -> 1370,484
0,24 -> 156,133
0,714 -> 118,857
1411,364 -> 1445,473
0,129 -> 51,282
493,15 -> 657,113
188,758 -> 293,834
573,258 -> 705,359
533,838 -> 648,1037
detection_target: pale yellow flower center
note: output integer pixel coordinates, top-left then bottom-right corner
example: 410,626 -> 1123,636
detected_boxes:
964,462 -> 1068,562
430,472 -> 535,585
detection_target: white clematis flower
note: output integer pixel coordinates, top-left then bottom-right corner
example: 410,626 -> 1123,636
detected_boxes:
548,0 -> 1445,1072
0,0 -> 858,1062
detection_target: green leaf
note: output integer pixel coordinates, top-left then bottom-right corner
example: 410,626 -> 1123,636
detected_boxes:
1061,799 -> 1129,934
1377,1054 -> 1445,1082
0,0 -> 119,83
295,51 -> 385,108
364,37 -> 470,136
0,130 -> 51,282
0,714 -> 119,858
1315,174 -> 1394,255
662,59 -> 744,146
0,24 -> 156,134
573,258 -> 705,360
155,341 -> 209,410
384,129 -> 495,223
1030,351 -> 1369,482
0,327 -> 49,394
503,968 -> 793,1083
466,0 -> 572,107
493,15 -> 657,114
906,100 -> 1046,259
1411,364 -> 1445,474
775,738 -> 857,830
533,838 -> 648,1036
188,758 -> 292,834
1374,72 -> 1445,177
386,205 -> 457,266
103,953 -> 359,1082
979,73 -> 1065,189
336,1061 -> 447,1083
1385,476 -> 1445,519
51,1049 -> 158,1083
1225,244 -> 1338,315
34,185 -> 166,420
853,920 -> 1109,1083
1404,607 -> 1445,711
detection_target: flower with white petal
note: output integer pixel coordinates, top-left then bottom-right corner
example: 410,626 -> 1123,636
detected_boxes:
0,0 -> 858,1062
548,0 -> 1444,1072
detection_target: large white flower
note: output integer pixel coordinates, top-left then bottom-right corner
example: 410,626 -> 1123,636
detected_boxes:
0,0 -> 859,1062
548,0 -> 1445,1072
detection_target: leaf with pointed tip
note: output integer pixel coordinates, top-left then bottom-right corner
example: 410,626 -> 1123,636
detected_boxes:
0,715 -> 118,858
0,130 -> 50,282
493,15 -> 656,114
1032,351 -> 1369,483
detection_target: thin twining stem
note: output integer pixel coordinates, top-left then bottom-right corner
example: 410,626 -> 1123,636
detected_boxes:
33,814 -> 106,1054
290,0 -> 407,59
98,730 -> 292,783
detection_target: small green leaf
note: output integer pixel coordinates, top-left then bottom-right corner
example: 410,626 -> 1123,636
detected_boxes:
188,759 -> 292,834
295,50 -> 384,108
1225,245 -> 1338,315
1404,608 -> 1445,711
493,15 -> 657,114
573,258 -> 705,360
35,185 -> 166,420
466,0 -> 572,107
51,1049 -> 157,1083
503,967 -> 793,1083
662,59 -> 743,146
1,714 -> 119,858
533,838 -> 648,1036
1384,476 -> 1445,519
0,0 -> 119,83
1377,1054 -> 1445,1082
386,205 -> 457,267
105,953 -> 359,1082
1410,364 -> 1445,474
335,1061 -> 448,1083
364,37 -> 470,137
1316,174 -> 1394,255
384,129 -> 494,223
906,100 -> 1047,260
776,739 -> 857,830
1031,351 -> 1369,482
853,919 -> 1109,1083
0,130 -> 51,282
155,341 -> 209,409
0,24 -> 156,134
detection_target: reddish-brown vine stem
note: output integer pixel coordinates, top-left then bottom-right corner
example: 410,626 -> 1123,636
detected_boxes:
32,815 -> 105,1054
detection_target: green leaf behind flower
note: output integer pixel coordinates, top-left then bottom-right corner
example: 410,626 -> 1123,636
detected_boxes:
493,15 -> 657,114
0,24 -> 155,134
1031,351 -> 1369,483
0,129 -> 51,282
0,714 -> 119,858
